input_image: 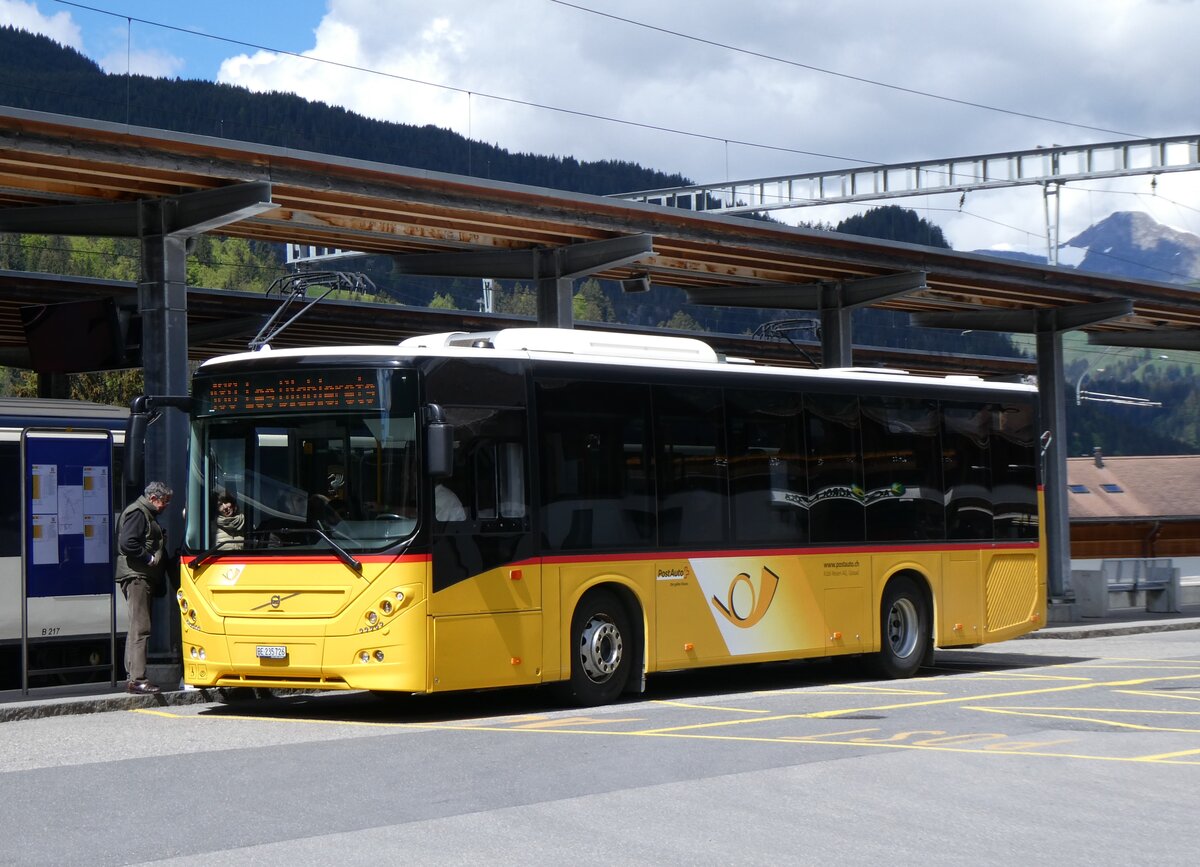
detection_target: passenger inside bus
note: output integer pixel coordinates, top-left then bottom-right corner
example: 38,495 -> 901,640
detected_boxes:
215,494 -> 245,549
435,483 -> 466,521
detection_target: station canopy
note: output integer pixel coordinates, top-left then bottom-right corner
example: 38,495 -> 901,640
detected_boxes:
2,106 -> 1200,374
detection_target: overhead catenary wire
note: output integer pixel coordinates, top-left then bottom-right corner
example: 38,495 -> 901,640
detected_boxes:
548,0 -> 1145,141
38,0 -> 1195,271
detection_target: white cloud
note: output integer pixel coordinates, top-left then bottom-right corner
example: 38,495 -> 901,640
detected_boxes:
11,0 -> 1200,257
0,0 -> 81,48
98,48 -> 184,79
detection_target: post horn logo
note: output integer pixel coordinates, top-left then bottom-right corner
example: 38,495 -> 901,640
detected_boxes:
712,566 -> 780,628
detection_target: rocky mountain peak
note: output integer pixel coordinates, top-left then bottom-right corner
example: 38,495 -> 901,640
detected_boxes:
1064,211 -> 1200,283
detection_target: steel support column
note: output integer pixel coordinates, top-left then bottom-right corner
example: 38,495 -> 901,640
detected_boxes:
1036,327 -> 1070,599
820,303 -> 853,368
137,203 -> 191,667
536,277 -> 575,329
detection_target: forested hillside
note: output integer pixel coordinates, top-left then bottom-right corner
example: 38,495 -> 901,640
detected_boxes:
0,26 -> 687,195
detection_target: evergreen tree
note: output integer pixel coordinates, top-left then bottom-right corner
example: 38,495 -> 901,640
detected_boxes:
572,278 -> 614,323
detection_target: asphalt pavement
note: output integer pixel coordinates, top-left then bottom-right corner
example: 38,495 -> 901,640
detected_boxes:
4,602 -> 1200,723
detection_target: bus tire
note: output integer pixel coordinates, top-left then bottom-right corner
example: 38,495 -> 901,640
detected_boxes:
567,590 -> 633,706
872,576 -> 929,679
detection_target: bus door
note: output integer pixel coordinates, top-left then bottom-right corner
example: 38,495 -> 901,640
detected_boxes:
429,406 -> 540,690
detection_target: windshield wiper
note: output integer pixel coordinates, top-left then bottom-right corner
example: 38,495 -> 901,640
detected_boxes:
189,538 -> 257,571
308,526 -> 362,573
189,528 -> 362,574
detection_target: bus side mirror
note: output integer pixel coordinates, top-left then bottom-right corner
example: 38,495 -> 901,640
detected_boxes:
424,403 -> 454,478
425,423 -> 454,478
125,394 -> 194,490
125,396 -> 150,490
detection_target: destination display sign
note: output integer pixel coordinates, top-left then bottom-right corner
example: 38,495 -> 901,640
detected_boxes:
195,370 -> 383,414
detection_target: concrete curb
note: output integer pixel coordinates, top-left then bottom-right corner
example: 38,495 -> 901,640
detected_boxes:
0,687 -> 223,724
1022,618 -> 1200,640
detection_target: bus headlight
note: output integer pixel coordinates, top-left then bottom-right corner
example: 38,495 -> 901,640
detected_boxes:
380,599 -> 394,615
366,610 -> 378,626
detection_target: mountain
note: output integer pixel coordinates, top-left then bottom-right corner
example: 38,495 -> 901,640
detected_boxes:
1064,211 -> 1200,285
974,211 -> 1200,286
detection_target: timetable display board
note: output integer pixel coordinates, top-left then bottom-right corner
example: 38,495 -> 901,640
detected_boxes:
23,432 -> 113,598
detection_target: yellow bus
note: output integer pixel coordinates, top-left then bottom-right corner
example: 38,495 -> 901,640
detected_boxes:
155,327 -> 1044,705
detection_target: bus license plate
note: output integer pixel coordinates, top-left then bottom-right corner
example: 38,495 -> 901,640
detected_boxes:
256,645 -> 287,659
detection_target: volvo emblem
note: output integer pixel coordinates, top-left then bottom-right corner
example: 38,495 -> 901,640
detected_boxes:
252,592 -> 299,612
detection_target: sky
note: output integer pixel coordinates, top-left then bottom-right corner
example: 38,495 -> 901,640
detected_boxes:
3,0 -> 1200,258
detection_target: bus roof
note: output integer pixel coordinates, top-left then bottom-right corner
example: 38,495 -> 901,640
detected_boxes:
198,328 -> 1036,394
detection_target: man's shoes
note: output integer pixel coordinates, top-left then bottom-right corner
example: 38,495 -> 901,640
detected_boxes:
126,680 -> 161,695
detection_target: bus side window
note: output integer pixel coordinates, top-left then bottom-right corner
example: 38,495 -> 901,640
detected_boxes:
536,379 -> 653,552
943,401 -> 994,540
861,396 -> 944,542
806,393 -> 865,544
441,407 -> 528,531
726,389 -> 808,545
654,385 -> 728,548
992,403 -> 1038,540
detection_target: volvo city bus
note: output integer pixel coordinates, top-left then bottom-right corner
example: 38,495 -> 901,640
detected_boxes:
142,328 -> 1045,705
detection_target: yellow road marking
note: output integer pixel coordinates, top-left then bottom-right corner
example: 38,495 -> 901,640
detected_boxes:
778,727 -> 880,741
1137,747 -> 1200,761
966,706 -> 1200,734
1052,663 -> 1200,671
811,685 -> 946,695
1115,690 -> 1200,702
651,700 -> 773,714
405,721 -> 1200,764
970,704 -> 1200,716
131,708 -> 411,727
798,673 -> 1200,718
632,714 -> 805,735
970,672 -> 1093,682
1086,657 -> 1200,665
511,716 -> 642,729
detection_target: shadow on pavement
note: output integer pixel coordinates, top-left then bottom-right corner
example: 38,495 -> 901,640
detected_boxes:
194,648 -> 1100,725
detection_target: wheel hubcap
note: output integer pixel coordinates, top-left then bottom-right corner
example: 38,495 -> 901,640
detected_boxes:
886,597 -> 920,659
578,615 -> 623,684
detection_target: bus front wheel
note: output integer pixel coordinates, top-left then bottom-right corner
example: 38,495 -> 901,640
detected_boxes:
567,590 -> 633,706
873,577 -> 929,679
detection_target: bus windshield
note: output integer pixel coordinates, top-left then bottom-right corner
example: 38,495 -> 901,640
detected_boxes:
184,367 -> 420,554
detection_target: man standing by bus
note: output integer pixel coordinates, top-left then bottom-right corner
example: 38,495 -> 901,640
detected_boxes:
116,481 -> 173,695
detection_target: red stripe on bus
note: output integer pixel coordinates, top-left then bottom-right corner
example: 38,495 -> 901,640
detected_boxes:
184,553 -> 429,567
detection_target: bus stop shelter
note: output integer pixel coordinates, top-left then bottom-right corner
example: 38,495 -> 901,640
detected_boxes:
2,105 -> 1200,614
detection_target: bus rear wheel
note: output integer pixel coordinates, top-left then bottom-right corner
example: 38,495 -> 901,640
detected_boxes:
873,577 -> 929,679
567,590 -> 632,706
